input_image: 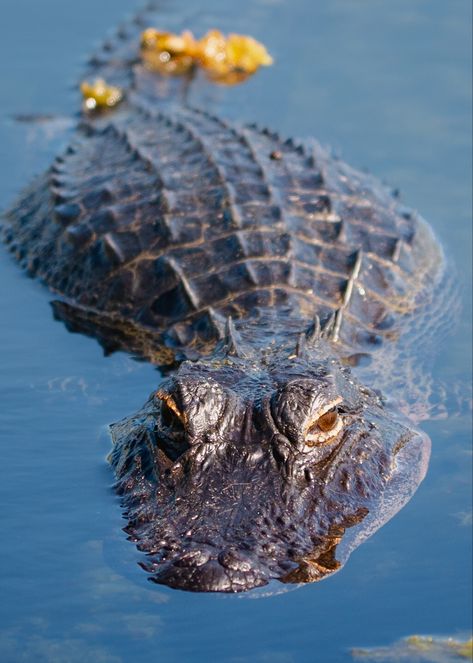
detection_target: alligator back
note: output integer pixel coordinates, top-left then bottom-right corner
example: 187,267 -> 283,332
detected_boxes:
3,98 -> 442,363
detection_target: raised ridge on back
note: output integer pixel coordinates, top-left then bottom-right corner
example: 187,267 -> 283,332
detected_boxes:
4,101 -> 441,360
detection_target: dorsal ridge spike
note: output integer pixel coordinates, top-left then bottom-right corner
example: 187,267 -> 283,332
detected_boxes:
295,332 -> 306,358
224,316 -> 249,359
351,249 -> 363,279
206,306 -> 226,340
322,310 -> 338,341
305,315 -> 322,344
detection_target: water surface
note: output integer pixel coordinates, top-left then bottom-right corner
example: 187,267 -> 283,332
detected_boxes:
0,1 -> 471,661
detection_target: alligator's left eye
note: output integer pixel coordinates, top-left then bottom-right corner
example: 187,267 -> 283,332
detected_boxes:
305,407 -> 342,446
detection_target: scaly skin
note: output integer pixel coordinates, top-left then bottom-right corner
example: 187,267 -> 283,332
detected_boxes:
2,7 -> 445,592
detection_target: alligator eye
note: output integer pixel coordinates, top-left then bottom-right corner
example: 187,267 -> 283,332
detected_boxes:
162,402 -> 185,433
305,407 -> 342,447
317,409 -> 338,432
156,391 -> 185,435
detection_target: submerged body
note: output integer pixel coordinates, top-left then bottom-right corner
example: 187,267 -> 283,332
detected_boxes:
2,8 -> 445,591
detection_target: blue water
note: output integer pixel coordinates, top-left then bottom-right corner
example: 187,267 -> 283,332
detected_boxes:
0,1 -> 471,661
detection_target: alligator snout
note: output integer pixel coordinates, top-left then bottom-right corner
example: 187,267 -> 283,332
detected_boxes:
142,544 -> 272,592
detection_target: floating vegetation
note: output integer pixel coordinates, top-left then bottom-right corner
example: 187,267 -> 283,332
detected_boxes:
80,78 -> 123,111
140,28 -> 273,85
351,634 -> 473,662
140,28 -> 197,75
80,27 -> 273,113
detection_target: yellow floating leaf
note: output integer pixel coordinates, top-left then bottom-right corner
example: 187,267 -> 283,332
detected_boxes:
196,30 -> 228,73
80,78 -> 123,111
196,30 -> 273,82
140,28 -> 197,75
139,26 -> 273,85
405,635 -> 434,652
225,34 -> 273,72
141,28 -> 197,56
451,637 -> 473,659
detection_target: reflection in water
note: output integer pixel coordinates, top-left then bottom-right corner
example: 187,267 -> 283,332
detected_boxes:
0,539 -> 167,663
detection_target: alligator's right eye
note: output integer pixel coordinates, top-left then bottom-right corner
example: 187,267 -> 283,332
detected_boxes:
156,390 -> 185,436
305,405 -> 343,447
315,408 -> 339,433
155,390 -> 190,461
162,402 -> 185,433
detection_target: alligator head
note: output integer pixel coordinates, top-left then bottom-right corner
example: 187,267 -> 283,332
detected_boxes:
109,334 -> 430,593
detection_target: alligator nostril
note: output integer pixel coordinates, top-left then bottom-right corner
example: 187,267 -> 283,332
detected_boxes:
174,549 -> 210,568
304,468 -> 314,483
218,548 -> 252,573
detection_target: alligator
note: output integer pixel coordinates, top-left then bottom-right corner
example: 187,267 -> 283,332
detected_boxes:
2,8 -> 448,592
